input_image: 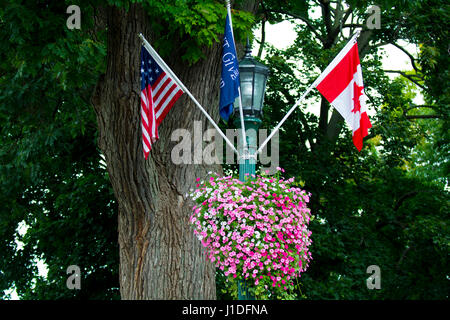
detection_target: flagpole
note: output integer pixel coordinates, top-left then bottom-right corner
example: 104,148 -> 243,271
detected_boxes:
225,0 -> 248,156
256,29 -> 362,155
313,29 -> 361,87
139,33 -> 239,157
256,85 -> 315,155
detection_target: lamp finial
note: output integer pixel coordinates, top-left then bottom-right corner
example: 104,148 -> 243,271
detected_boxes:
244,37 -> 252,57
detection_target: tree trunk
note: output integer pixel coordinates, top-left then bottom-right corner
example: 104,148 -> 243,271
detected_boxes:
91,4 -> 225,299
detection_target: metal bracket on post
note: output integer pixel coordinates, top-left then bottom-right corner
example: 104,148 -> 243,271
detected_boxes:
238,147 -> 257,161
238,147 -> 257,182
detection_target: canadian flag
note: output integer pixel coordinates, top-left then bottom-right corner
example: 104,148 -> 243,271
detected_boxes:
315,41 -> 372,151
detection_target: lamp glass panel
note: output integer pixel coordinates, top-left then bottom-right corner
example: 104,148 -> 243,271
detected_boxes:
239,70 -> 254,110
253,73 -> 267,111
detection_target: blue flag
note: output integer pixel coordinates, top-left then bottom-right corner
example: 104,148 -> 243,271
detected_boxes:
219,13 -> 240,122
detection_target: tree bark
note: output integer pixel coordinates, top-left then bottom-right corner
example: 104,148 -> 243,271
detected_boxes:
91,4 -> 227,299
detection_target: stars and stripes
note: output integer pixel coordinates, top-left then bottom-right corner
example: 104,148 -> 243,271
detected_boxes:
140,45 -> 183,159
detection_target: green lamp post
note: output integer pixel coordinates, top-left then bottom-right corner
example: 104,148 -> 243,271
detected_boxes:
232,40 -> 269,300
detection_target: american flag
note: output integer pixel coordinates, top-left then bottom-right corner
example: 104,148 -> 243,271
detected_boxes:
140,45 -> 183,159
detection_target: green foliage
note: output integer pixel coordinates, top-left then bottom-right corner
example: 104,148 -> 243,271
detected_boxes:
0,0 -> 118,299
255,0 -> 449,300
130,0 -> 255,63
220,275 -> 301,300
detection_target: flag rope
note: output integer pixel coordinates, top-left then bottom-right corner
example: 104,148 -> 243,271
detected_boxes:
139,33 -> 239,157
256,29 -> 362,155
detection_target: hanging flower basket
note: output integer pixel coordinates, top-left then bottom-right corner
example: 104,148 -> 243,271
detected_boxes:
189,168 -> 313,299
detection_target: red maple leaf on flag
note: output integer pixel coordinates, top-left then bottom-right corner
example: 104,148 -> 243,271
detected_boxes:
352,82 -> 364,113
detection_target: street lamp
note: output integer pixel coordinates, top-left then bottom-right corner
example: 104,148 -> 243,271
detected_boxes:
233,39 -> 269,182
234,40 -> 270,119
232,39 -> 269,300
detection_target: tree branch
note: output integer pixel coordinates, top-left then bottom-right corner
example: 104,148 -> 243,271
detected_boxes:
394,191 -> 419,211
384,70 -> 426,90
390,42 -> 420,73
357,29 -> 373,59
266,8 -> 324,43
363,130 -> 377,141
332,2 -> 343,30
319,0 -> 333,36
340,6 -> 353,29
405,114 -> 442,120
372,42 -> 389,48
342,23 -> 365,28
396,246 -> 411,269
257,17 -> 266,59
403,104 -> 442,120
405,105 -> 440,113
